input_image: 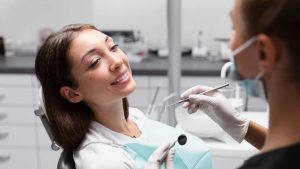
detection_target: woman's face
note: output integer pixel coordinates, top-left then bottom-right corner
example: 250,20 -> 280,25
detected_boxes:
230,0 -> 261,78
68,29 -> 136,105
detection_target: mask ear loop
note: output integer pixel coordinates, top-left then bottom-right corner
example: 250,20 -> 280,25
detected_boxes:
229,36 -> 257,67
232,37 -> 257,56
230,36 -> 257,112
254,71 -> 264,81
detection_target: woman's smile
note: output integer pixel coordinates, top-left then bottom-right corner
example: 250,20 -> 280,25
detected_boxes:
111,70 -> 131,86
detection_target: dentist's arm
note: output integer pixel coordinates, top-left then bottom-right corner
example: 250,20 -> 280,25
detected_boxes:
181,85 -> 267,149
245,121 -> 267,150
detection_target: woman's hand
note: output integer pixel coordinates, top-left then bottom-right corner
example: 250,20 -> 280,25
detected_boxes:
145,143 -> 175,169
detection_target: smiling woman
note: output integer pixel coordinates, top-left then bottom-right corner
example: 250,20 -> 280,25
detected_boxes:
35,24 -> 212,169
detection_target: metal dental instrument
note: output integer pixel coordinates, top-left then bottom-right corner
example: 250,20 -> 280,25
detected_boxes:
167,83 -> 230,107
157,134 -> 187,163
146,82 -> 161,116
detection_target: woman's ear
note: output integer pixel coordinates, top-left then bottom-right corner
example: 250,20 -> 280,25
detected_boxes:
257,34 -> 279,74
60,86 -> 83,103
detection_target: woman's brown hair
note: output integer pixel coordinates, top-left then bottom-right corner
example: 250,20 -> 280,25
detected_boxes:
241,0 -> 300,84
35,24 -> 129,151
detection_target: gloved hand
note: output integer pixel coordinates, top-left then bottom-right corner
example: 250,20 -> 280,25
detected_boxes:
145,143 -> 175,169
181,85 -> 250,143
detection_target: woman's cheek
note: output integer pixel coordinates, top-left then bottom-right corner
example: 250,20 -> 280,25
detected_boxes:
230,31 -> 238,51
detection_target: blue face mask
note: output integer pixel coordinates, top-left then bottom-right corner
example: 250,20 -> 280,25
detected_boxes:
228,37 -> 266,100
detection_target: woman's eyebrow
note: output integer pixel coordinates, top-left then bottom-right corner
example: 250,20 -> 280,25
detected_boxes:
105,36 -> 115,43
81,48 -> 96,63
80,36 -> 111,63
105,36 -> 110,42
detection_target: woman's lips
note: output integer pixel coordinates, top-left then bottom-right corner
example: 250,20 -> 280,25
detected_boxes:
111,71 -> 130,85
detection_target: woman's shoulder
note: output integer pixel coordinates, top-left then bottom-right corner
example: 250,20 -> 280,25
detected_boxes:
129,107 -> 148,120
73,143 -> 135,169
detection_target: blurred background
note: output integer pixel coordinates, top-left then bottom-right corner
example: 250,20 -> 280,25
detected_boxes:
0,0 -> 233,58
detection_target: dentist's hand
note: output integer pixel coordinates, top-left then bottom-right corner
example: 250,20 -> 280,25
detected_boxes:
181,85 -> 250,143
145,143 -> 175,169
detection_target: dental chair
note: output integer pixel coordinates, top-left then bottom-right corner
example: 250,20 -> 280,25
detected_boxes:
34,105 -> 76,169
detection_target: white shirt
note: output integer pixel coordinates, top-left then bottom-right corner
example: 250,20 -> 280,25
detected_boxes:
73,107 -> 150,169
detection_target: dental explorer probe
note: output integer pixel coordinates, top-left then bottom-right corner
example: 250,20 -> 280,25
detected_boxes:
167,83 -> 230,107
157,134 -> 187,163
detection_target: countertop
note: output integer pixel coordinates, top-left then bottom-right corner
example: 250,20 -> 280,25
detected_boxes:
0,55 -> 226,76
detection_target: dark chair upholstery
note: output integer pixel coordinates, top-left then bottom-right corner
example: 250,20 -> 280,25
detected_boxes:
57,150 -> 76,169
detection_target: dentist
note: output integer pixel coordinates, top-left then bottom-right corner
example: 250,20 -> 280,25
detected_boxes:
181,0 -> 300,168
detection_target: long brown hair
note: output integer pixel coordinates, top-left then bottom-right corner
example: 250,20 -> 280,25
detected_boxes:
35,24 -> 129,151
241,0 -> 300,84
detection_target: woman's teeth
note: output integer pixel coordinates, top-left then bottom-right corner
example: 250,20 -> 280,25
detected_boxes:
111,72 -> 129,85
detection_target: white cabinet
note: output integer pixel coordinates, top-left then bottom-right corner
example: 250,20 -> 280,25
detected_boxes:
127,76 -> 150,113
130,75 -> 238,110
0,74 -> 38,169
181,76 -> 227,90
0,107 -> 35,124
0,126 -> 36,147
39,149 -> 61,169
0,74 -> 60,169
127,75 -> 229,119
0,149 -> 38,169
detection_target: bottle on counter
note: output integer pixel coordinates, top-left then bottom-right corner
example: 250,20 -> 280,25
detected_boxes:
197,31 -> 203,48
0,36 -> 5,56
192,30 -> 208,58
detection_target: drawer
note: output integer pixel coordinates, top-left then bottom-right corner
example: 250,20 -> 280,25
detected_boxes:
181,77 -> 226,89
0,74 -> 32,86
0,126 -> 36,147
38,148 -> 61,169
149,88 -> 169,105
32,86 -> 41,106
31,75 -> 40,88
0,87 -> 34,105
132,75 -> 149,88
37,126 -> 53,148
149,76 -> 168,88
0,148 -> 38,169
128,89 -> 149,107
0,107 -> 36,125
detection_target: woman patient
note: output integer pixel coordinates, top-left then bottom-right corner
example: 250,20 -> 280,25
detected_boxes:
35,24 -> 210,169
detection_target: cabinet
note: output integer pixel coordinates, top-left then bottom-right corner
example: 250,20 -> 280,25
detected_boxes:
0,74 -> 38,169
128,75 -> 267,115
0,74 -> 60,169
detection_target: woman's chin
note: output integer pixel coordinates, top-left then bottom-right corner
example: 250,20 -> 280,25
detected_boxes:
119,79 -> 136,97
125,81 -> 136,95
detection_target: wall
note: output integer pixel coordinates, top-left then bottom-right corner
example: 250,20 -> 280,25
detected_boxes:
0,0 -> 233,50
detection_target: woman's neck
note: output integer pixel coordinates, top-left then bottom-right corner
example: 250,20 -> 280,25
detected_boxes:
89,99 -> 128,132
262,80 -> 300,152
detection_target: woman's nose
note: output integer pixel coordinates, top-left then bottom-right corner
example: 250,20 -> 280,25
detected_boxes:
109,54 -> 123,72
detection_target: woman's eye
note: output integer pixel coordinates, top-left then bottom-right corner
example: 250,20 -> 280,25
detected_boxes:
111,44 -> 119,52
89,58 -> 101,68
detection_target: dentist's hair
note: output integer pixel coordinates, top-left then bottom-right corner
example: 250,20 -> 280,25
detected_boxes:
35,24 -> 129,150
241,0 -> 300,84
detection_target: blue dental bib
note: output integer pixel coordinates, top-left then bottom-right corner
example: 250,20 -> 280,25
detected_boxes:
123,118 -> 212,169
